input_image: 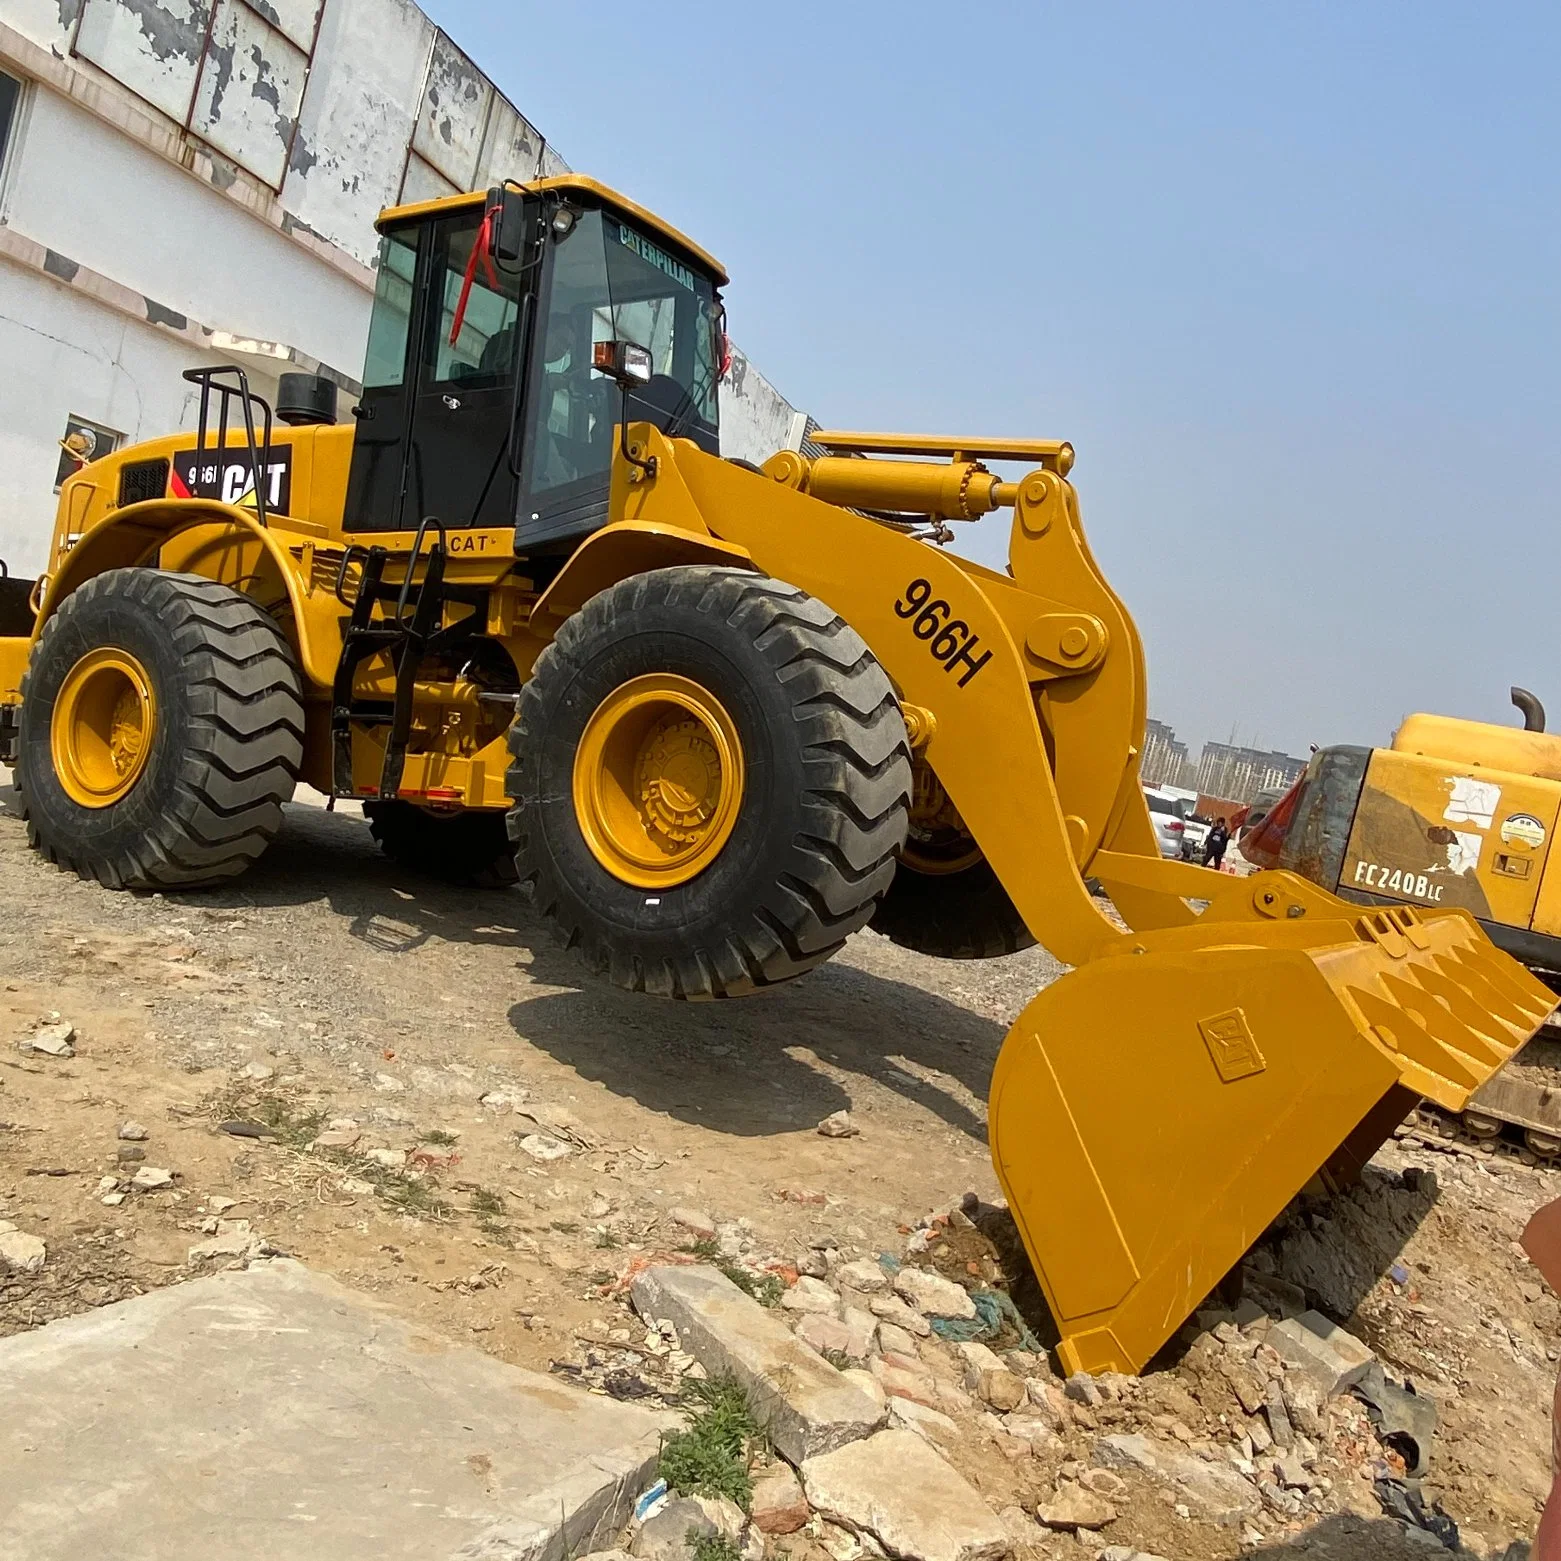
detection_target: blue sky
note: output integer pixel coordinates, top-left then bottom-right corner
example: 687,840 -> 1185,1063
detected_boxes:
426,1 -> 1560,759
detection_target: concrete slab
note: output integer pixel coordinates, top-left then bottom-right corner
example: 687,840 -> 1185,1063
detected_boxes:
0,1259 -> 671,1561
631,1264 -> 885,1464
800,1429 -> 1008,1561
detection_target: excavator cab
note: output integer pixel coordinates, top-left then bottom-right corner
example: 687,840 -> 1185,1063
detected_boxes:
344,181 -> 726,555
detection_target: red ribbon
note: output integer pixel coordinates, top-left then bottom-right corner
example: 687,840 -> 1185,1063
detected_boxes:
449,204 -> 501,348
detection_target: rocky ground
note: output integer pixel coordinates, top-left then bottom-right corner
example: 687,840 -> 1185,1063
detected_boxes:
0,774 -> 1557,1561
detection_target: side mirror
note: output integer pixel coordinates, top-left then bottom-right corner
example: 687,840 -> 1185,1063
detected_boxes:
592,339 -> 652,390
487,184 -> 526,264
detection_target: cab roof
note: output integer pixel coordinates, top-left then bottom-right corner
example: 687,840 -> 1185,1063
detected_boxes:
375,174 -> 728,288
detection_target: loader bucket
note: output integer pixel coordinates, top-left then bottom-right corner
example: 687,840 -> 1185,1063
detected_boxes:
988,903 -> 1553,1376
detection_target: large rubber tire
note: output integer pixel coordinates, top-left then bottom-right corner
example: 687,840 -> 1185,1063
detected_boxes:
506,566 -> 912,998
16,568 -> 303,889
871,858 -> 1036,959
363,800 -> 519,889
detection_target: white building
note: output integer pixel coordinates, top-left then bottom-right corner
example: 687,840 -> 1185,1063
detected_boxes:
0,0 -> 804,576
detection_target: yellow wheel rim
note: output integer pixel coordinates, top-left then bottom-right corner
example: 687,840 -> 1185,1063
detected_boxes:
572,673 -> 745,889
51,648 -> 157,808
902,758 -> 982,876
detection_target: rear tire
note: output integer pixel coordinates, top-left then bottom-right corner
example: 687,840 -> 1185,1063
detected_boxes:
872,857 -> 1035,959
364,800 -> 519,888
16,568 -> 303,889
506,566 -> 912,997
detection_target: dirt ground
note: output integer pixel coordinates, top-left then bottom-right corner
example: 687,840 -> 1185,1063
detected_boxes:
1,771 -> 1557,1560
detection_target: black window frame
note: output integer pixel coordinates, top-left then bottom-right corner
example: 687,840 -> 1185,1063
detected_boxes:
0,70 -> 22,179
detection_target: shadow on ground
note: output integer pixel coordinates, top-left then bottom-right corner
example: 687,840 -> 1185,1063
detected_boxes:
509,943 -> 1007,1142
1246,1512 -> 1519,1561
3,793 -> 1014,1145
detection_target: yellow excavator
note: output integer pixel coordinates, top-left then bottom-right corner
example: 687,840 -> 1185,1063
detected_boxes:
0,175 -> 1549,1375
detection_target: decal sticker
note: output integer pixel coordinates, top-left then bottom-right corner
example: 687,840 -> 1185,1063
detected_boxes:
1352,860 -> 1447,902
1501,813 -> 1547,850
893,577 -> 992,688
1443,776 -> 1500,829
172,446 -> 292,514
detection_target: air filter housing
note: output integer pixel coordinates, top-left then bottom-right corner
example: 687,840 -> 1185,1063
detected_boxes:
277,373 -> 337,427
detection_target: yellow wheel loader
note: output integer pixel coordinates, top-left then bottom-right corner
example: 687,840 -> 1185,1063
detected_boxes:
0,176 -> 1550,1374
1246,688 -> 1561,1156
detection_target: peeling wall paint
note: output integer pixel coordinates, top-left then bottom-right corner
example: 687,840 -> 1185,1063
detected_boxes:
9,85 -> 367,371
73,0 -> 212,124
1,0 -> 80,52
189,0 -> 306,187
720,344 -> 806,467
411,29 -> 488,189
275,0 -> 433,267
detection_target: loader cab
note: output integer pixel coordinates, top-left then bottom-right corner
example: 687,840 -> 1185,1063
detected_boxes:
344,177 -> 726,554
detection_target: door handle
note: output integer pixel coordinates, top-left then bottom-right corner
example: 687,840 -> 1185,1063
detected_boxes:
442,394 -> 462,411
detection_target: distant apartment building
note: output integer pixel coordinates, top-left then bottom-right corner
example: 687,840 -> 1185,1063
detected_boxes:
0,0 -> 804,575
1141,718 -> 1194,789
1194,741 -> 1306,804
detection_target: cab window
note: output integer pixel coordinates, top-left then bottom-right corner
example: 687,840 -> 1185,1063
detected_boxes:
427,216 -> 525,386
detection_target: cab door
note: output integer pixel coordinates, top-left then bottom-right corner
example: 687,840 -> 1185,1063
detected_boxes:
404,210 -> 531,533
345,209 -> 533,535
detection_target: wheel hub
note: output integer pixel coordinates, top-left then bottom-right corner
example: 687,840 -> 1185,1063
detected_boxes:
573,674 -> 746,888
638,719 -> 723,846
50,648 -> 157,808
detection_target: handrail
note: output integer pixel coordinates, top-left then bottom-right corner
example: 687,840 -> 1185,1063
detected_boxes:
181,366 -> 275,527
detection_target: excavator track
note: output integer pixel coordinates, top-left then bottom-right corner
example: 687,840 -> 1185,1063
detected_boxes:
1404,1023 -> 1561,1160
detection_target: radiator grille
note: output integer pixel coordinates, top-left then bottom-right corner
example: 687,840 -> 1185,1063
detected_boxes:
117,458 -> 169,507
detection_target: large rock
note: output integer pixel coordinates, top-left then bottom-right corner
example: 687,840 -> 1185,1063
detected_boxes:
894,1269 -> 977,1321
633,1496 -> 744,1561
780,1276 -> 842,1316
801,1429 -> 1008,1561
1034,1483 -> 1117,1531
835,1259 -> 889,1294
870,1295 -> 932,1338
751,1467 -> 810,1535
0,1259 -> 671,1560
1268,1311 -> 1376,1397
1092,1434 -> 1262,1527
0,1228 -> 46,1274
631,1265 -> 884,1464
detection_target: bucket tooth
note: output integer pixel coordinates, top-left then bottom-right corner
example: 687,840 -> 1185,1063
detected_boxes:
1378,969 -> 1505,1066
1410,961 -> 1522,1046
1345,984 -> 1479,1101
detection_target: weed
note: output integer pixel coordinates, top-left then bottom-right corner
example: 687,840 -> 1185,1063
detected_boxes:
469,1186 -> 506,1218
595,1229 -> 620,1250
550,1220 -> 579,1234
689,1536 -> 742,1561
203,1085 -> 452,1221
422,1128 -> 460,1147
716,1262 -> 783,1309
659,1375 -> 759,1507
822,1348 -> 852,1371
684,1237 -> 720,1260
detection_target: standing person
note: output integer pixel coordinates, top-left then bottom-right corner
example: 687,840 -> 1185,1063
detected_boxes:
1203,817 -> 1230,871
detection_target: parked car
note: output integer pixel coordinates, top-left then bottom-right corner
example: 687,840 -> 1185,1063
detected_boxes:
1181,812 -> 1212,860
1144,786 -> 1213,860
1143,788 -> 1189,858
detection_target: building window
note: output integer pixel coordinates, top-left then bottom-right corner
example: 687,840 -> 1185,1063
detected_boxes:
55,416 -> 123,491
0,71 -> 18,173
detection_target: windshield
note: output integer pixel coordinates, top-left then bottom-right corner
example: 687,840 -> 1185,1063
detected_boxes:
1145,795 -> 1177,816
526,208 -> 721,502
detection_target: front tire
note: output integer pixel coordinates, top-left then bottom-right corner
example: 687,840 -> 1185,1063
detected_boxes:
16,568 -> 303,889
506,566 -> 912,998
